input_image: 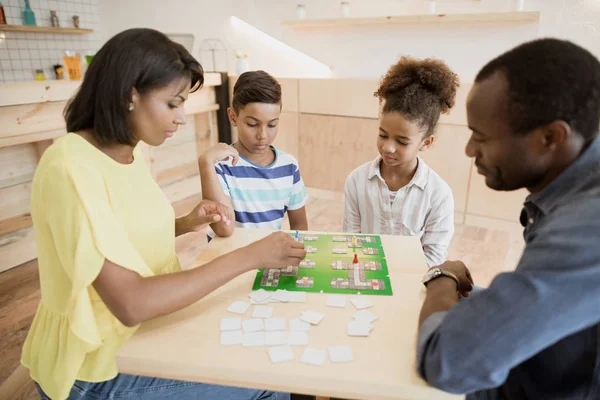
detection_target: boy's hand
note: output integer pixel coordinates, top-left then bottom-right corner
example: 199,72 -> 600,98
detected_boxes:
244,232 -> 306,270
199,143 -> 239,166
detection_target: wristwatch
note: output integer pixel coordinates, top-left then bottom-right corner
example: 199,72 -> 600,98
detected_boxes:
422,267 -> 459,288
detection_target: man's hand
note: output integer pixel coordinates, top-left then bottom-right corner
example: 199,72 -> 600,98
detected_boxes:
433,260 -> 474,298
198,143 -> 239,166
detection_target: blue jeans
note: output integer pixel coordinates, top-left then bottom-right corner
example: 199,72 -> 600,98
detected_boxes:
35,374 -> 290,400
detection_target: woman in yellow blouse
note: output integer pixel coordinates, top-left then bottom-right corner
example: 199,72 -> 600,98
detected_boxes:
21,28 -> 304,400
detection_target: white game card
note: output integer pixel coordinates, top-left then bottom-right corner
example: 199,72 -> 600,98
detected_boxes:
272,289 -> 291,303
265,331 -> 288,346
220,317 -> 242,331
242,332 -> 265,347
220,330 -> 243,346
227,301 -> 251,315
289,318 -> 311,332
300,310 -> 324,325
252,305 -> 274,319
347,320 -> 373,337
328,345 -> 354,363
301,347 -> 326,366
248,289 -> 272,303
264,317 -> 286,331
268,345 -> 294,363
326,295 -> 347,308
351,297 -> 373,310
242,318 -> 265,333
288,292 -> 307,303
287,331 -> 309,346
353,309 -> 377,324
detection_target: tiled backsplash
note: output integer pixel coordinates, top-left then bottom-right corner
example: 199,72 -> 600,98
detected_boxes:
0,0 -> 103,83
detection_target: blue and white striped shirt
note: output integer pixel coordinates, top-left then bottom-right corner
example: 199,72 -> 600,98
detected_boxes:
215,146 -> 307,230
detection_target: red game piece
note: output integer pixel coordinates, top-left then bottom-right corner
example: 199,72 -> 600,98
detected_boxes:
353,253 -> 359,264
372,282 -> 378,287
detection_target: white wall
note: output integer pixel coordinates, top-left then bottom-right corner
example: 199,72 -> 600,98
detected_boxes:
100,0 -> 600,81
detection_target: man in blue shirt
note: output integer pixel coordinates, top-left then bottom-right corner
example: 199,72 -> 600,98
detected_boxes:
418,39 -> 600,399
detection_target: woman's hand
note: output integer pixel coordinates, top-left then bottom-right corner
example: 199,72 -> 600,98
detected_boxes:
243,232 -> 307,270
176,200 -> 233,236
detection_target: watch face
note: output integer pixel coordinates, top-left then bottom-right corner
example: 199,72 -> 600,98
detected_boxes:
423,268 -> 441,284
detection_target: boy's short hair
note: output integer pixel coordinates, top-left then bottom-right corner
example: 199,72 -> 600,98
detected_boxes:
232,70 -> 281,113
476,38 -> 600,142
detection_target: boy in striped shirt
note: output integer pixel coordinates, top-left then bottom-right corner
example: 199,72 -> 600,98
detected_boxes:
198,70 -> 308,237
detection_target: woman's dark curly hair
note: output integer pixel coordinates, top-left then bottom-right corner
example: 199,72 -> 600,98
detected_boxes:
375,56 -> 459,137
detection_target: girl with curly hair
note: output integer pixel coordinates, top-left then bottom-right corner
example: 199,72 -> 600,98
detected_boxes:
343,57 -> 460,268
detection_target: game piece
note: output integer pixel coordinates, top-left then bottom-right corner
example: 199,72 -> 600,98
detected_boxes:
265,331 -> 288,346
220,317 -> 242,331
332,247 -> 348,254
299,259 -> 316,269
300,310 -> 324,325
351,297 -> 373,310
326,295 -> 347,308
268,345 -> 294,363
353,309 -> 378,324
260,269 -> 280,287
306,246 -> 317,253
252,305 -> 274,319
301,348 -> 326,366
220,330 -> 243,346
289,318 -> 311,332
280,265 -> 298,277
242,318 -> 264,333
227,301 -> 251,315
288,292 -> 307,303
296,276 -> 314,288
347,320 -> 373,337
295,230 -> 300,241
249,289 -> 272,303
328,346 -> 354,363
352,235 -> 358,247
271,289 -> 291,302
353,253 -> 359,265
287,331 -> 309,346
242,332 -> 265,347
363,247 -> 379,255
264,317 -> 286,331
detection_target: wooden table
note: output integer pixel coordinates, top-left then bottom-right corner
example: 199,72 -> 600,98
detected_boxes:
116,229 -> 462,400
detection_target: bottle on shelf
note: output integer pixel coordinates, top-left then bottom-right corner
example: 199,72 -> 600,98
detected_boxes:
23,0 -> 37,26
50,10 -> 59,27
0,2 -> 7,25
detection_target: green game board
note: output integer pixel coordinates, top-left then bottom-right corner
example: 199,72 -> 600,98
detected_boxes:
252,232 -> 393,296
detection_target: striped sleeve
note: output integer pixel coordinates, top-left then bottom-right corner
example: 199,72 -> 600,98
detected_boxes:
288,160 -> 307,211
214,163 -> 231,197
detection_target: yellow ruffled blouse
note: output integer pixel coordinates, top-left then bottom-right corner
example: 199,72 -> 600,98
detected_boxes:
21,133 -> 181,399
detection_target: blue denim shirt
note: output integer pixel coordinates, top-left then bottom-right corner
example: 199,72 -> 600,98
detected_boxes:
417,136 -> 600,400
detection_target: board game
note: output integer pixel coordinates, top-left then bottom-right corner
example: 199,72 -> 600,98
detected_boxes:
252,232 -> 393,296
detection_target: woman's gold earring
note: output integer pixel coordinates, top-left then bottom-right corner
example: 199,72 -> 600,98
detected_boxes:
129,103 -> 134,111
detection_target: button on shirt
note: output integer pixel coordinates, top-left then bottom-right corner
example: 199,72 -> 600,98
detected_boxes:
343,156 -> 455,267
417,136 -> 600,399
